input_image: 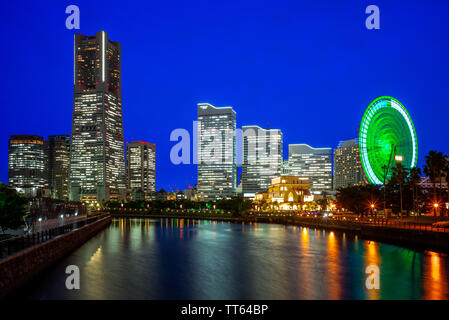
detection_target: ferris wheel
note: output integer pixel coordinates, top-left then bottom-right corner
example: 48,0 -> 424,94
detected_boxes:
359,96 -> 418,185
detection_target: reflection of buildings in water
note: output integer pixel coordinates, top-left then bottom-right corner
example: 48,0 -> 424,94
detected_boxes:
110,218 -> 449,300
364,241 -> 380,300
353,235 -> 359,250
84,245 -> 106,299
120,218 -> 124,241
327,231 -> 342,299
365,241 -> 380,266
422,251 -> 448,300
253,222 -> 258,236
86,245 -> 103,266
341,232 -> 347,249
179,219 -> 184,239
299,227 -> 314,299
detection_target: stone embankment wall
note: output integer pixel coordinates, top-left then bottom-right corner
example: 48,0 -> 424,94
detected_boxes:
0,215 -> 111,298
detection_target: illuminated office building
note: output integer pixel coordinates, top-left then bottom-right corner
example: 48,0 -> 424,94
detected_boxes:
242,125 -> 282,196
126,141 -> 156,197
281,159 -> 291,176
69,31 -> 126,202
197,103 -> 236,200
45,135 -> 71,200
333,138 -> 366,189
8,135 -> 47,196
288,144 -> 332,192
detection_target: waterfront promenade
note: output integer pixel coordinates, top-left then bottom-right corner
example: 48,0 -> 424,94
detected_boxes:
33,214 -> 88,232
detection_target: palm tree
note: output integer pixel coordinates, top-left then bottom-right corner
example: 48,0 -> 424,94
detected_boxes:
391,163 -> 408,217
446,158 -> 449,188
407,167 -> 422,216
423,151 -> 446,218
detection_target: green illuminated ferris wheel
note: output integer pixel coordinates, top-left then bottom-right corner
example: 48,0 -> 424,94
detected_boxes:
359,96 -> 418,185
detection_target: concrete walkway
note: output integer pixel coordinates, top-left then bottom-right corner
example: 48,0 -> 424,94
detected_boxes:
32,215 -> 88,232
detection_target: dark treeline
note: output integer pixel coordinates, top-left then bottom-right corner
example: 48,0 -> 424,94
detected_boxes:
105,197 -> 253,218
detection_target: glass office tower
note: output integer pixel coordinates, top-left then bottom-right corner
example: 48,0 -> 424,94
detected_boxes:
69,31 -> 126,202
288,144 -> 332,192
333,138 -> 366,189
197,103 -> 236,200
242,125 -> 282,196
8,135 -> 47,197
45,135 -> 71,200
126,141 -> 156,197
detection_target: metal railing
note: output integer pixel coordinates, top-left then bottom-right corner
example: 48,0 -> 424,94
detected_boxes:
0,214 -> 108,260
252,212 -> 449,233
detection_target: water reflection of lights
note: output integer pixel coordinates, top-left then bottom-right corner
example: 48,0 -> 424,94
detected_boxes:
299,227 -> 313,299
327,229 -> 341,299
86,245 -> 103,267
27,218 -> 449,299
422,251 -> 448,300
179,219 -> 184,239
120,218 -> 124,241
364,241 -> 380,300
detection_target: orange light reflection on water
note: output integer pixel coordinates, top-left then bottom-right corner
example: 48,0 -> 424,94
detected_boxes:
327,231 -> 342,299
299,227 -> 314,299
422,251 -> 448,299
364,241 -> 380,300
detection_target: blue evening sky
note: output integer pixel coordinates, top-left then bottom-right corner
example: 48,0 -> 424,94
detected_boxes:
1,0 -> 448,191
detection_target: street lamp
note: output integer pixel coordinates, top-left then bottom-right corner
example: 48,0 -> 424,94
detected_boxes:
434,203 -> 439,219
395,154 -> 404,219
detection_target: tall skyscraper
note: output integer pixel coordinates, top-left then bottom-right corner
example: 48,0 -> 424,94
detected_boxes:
45,135 -> 71,200
197,103 -> 236,200
126,141 -> 156,197
288,144 -> 332,192
333,138 -> 366,189
69,31 -> 125,202
8,135 -> 47,197
242,125 -> 282,196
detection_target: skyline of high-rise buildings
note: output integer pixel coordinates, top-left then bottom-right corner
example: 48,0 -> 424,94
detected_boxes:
69,31 -> 126,202
196,103 -> 338,200
5,30 -> 378,202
